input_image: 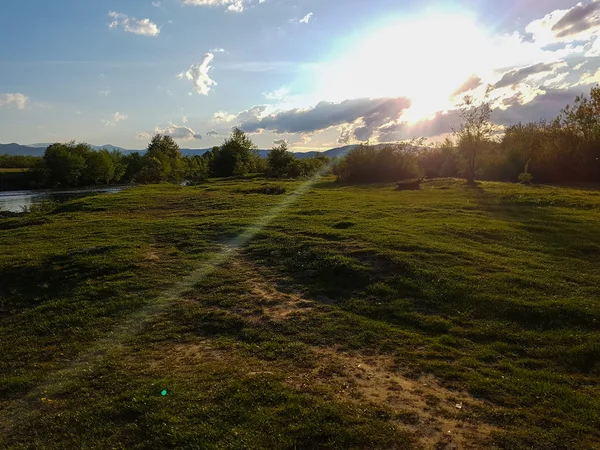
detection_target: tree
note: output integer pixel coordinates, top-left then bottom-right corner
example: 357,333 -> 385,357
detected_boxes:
83,150 -> 116,185
122,152 -> 145,182
454,96 -> 493,183
267,142 -> 296,178
145,134 -> 183,182
44,142 -> 90,186
210,128 -> 258,177
182,155 -> 209,183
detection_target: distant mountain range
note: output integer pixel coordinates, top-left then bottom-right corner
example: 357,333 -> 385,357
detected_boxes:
0,143 -> 356,159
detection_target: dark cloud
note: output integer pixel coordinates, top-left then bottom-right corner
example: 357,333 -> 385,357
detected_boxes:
494,62 -> 560,89
552,1 -> 600,38
492,88 -> 582,125
378,111 -> 462,142
206,130 -> 218,137
273,139 -> 288,145
452,75 -> 482,97
239,97 -> 412,141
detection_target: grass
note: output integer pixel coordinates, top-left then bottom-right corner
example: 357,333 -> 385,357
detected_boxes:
0,168 -> 30,173
1,177 -> 599,449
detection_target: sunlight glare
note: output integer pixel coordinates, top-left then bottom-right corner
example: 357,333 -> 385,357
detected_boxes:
318,13 -> 492,122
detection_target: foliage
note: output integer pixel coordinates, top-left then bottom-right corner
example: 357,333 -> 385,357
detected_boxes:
44,142 -> 89,186
182,155 -> 209,183
267,142 -> 330,178
0,154 -> 42,169
334,144 -> 422,183
453,95 -> 494,183
207,128 -> 260,177
518,159 -> 534,184
143,134 -> 183,183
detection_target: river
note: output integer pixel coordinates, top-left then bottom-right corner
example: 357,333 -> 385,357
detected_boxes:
0,187 -> 127,213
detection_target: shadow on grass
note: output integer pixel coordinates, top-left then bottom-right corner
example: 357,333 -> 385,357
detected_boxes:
0,246 -> 123,313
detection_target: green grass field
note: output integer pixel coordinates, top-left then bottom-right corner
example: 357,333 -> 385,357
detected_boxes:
1,177 -> 599,449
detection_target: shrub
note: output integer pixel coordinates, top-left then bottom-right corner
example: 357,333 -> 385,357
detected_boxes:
334,144 -> 422,183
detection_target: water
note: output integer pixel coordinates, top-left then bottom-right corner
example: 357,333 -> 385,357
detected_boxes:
0,187 -> 127,213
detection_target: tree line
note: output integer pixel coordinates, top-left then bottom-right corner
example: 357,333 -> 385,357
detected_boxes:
335,85 -> 600,185
2,86 -> 599,188
0,128 -> 330,189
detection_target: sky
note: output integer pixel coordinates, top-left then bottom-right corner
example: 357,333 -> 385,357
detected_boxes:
1,0 -> 600,151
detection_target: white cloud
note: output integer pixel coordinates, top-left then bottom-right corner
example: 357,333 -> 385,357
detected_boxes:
108,11 -> 160,37
177,52 -> 217,95
0,93 -> 28,110
182,116 -> 188,123
137,132 -> 153,140
181,0 -> 248,12
525,1 -> 600,45
102,112 -> 128,126
98,89 -> 110,97
212,111 -> 236,123
263,86 -> 290,101
211,47 -> 225,53
152,1 -> 162,6
299,13 -> 313,24
154,123 -> 203,140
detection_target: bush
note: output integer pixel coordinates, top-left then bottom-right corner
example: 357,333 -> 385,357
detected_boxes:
334,144 -> 422,183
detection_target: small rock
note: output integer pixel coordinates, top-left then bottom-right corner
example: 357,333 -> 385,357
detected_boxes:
455,402 -> 463,410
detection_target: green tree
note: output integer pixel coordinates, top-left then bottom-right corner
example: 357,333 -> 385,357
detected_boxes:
145,134 -> 183,182
210,128 -> 258,177
182,155 -> 209,183
83,150 -> 116,185
44,142 -> 90,186
267,142 -> 296,178
122,152 -> 145,182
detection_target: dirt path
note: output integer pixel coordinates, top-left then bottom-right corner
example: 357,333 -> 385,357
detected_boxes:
209,252 -> 501,450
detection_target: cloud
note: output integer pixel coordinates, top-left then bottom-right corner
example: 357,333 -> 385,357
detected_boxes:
108,11 -> 160,37
378,111 -> 462,141
337,127 -> 352,144
452,75 -> 482,97
263,86 -> 290,101
98,89 -> 110,97
299,13 -> 313,24
206,130 -> 219,137
273,139 -> 288,145
182,116 -> 188,123
526,2 -> 600,45
0,93 -> 28,109
238,97 -> 412,142
552,0 -> 600,38
492,87 -> 580,125
154,123 -> 203,140
494,62 -> 564,89
101,112 -> 128,126
137,132 -> 153,140
180,0 -> 260,12
212,111 -> 237,123
177,53 -> 217,95
152,1 -> 161,6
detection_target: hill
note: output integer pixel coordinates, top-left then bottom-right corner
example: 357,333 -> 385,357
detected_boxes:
1,178 -> 599,449
2,143 -> 357,159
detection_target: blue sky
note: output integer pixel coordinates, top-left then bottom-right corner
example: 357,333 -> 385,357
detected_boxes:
1,0 -> 599,150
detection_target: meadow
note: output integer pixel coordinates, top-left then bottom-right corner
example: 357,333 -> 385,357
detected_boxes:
1,177 -> 599,449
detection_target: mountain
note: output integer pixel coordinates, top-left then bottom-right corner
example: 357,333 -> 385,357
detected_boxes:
2,142 -> 358,159
0,143 -> 46,157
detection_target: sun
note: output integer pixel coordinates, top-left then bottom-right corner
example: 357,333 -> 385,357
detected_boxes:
317,12 -> 492,122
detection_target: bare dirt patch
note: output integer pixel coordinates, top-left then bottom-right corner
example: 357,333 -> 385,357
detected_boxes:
292,349 -> 499,450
